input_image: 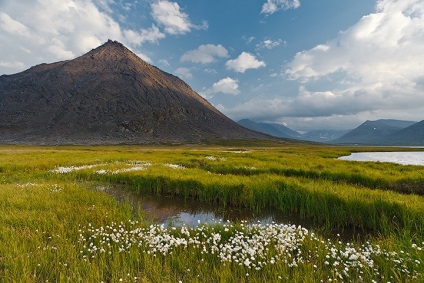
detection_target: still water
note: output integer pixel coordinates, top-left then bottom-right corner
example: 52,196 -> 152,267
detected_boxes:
95,185 -> 304,227
338,151 -> 424,166
94,185 -> 361,240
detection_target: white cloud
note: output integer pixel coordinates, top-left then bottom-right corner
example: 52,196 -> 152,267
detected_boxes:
0,0 -> 170,75
151,0 -> 206,35
286,0 -> 424,84
0,0 -> 125,74
217,81 -> 424,130
243,36 -> 255,44
175,67 -> 193,79
181,44 -> 228,64
0,12 -> 32,38
123,25 -> 165,45
225,52 -> 266,73
204,68 -> 217,74
158,59 -> 171,66
220,83 -> 423,129
0,60 -> 25,69
136,52 -> 153,63
216,95 -> 363,131
261,0 -> 301,15
217,99 -> 284,121
273,0 -> 424,127
47,38 -> 75,59
256,38 -> 285,49
201,77 -> 240,98
95,0 -> 115,14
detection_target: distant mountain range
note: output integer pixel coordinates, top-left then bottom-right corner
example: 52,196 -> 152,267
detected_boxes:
301,129 -> 350,143
238,119 -> 301,139
333,119 -> 423,146
237,119 -> 348,143
238,118 -> 424,145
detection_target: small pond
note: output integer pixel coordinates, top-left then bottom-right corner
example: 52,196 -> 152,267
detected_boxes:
338,151 -> 424,166
94,185 -> 363,241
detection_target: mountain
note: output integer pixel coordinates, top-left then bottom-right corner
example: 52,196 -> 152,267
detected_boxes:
385,120 -> 424,145
237,119 -> 350,143
238,119 -> 301,139
377,119 -> 418,129
301,130 -> 349,143
0,40 -> 267,144
333,119 -> 418,145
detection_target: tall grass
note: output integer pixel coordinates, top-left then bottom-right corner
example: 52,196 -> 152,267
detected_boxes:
1,144 -> 424,282
76,168 -> 423,237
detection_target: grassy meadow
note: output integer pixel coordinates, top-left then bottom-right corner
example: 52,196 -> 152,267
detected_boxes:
0,143 -> 423,282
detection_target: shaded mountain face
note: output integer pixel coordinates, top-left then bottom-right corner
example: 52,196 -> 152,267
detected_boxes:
0,40 -> 266,144
385,120 -> 424,146
333,119 -> 420,145
238,119 -> 301,139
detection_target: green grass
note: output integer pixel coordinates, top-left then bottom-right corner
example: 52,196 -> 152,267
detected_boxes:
0,144 -> 423,282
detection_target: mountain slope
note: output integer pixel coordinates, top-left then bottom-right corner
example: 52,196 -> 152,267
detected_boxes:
0,40 -> 266,144
238,119 -> 301,139
332,119 -> 416,145
385,120 -> 424,145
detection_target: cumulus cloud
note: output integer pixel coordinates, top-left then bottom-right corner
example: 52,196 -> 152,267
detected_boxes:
261,0 -> 301,15
218,79 -> 424,130
218,87 -> 354,121
0,0 -> 196,75
286,1 -> 424,85
216,94 -> 366,130
216,93 -> 414,131
47,38 -> 75,59
222,0 -> 424,129
225,52 -> 266,73
181,44 -> 228,64
0,12 -> 32,38
201,77 -> 240,98
175,67 -> 193,79
0,0 -> 126,74
151,0 -> 207,35
123,25 -> 165,45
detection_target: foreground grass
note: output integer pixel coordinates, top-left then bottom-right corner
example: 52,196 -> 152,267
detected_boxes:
0,144 -> 423,282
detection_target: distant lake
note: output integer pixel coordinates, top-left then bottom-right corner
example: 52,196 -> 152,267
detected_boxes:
338,151 -> 424,166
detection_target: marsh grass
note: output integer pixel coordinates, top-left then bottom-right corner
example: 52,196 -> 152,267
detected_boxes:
72,167 -> 424,237
1,144 -> 424,282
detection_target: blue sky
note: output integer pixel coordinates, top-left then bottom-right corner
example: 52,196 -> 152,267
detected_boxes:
1,0 -> 423,131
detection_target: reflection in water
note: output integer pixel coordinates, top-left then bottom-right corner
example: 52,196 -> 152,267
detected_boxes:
95,185 -> 298,226
94,185 -> 362,240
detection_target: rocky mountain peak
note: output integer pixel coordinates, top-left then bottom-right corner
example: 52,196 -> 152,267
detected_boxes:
0,41 -> 267,144
84,39 -> 141,65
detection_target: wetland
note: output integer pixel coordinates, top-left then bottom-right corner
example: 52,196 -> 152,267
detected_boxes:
1,143 -> 423,282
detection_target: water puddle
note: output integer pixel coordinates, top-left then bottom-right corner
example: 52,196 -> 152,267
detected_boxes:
93,184 -> 365,241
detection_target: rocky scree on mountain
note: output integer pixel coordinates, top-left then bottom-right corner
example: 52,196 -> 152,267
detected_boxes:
0,40 -> 266,144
